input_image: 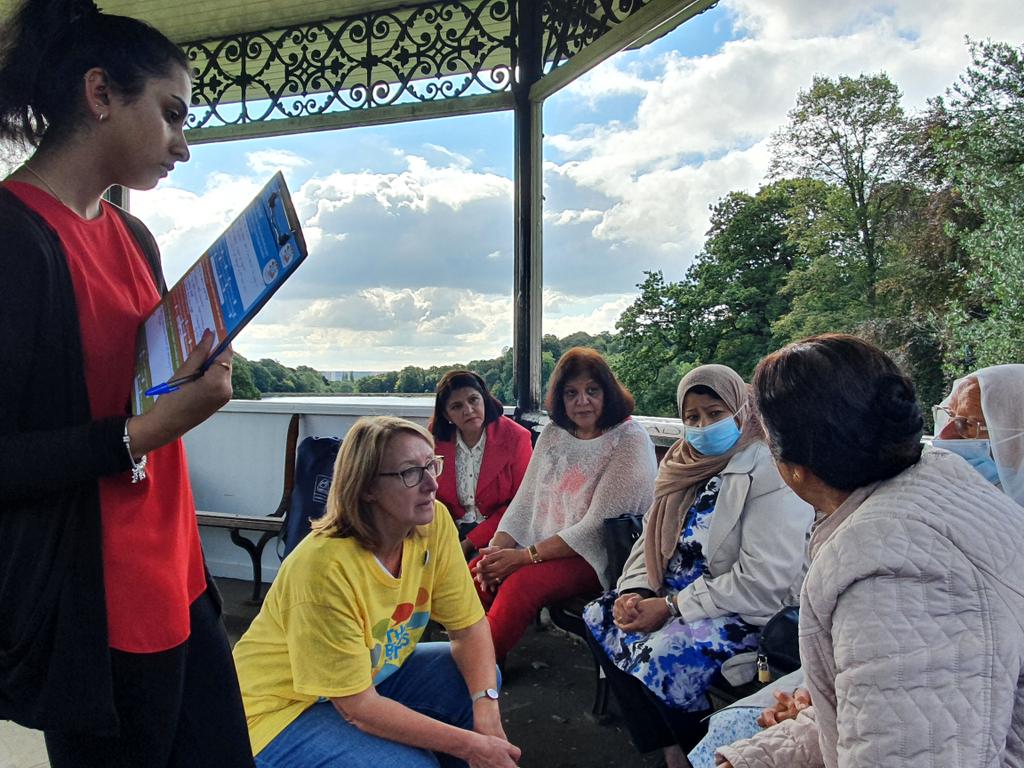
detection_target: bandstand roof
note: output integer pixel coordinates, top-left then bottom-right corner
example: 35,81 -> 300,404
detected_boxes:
1,0 -> 717,142
1,0 -> 717,413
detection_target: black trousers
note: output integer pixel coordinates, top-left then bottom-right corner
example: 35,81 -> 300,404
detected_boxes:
44,588 -> 254,768
586,632 -> 711,754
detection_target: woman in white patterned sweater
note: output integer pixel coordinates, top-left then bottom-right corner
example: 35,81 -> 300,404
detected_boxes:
471,347 -> 658,661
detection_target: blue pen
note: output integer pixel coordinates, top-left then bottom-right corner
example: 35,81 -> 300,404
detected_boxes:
144,370 -> 204,398
144,382 -> 180,397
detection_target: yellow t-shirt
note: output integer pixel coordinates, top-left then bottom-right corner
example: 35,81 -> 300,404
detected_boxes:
232,501 -> 484,755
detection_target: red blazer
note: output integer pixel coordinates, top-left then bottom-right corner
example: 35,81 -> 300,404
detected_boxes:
435,415 -> 533,548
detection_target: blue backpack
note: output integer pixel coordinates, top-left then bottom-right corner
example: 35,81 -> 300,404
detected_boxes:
281,435 -> 342,558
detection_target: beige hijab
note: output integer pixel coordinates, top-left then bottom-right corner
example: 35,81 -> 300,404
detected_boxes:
643,364 -> 762,590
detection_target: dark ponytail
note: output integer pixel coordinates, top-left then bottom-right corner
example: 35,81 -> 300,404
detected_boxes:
0,0 -> 188,147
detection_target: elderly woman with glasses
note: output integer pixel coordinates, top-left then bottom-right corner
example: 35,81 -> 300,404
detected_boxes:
233,416 -> 520,768
931,364 -> 1024,504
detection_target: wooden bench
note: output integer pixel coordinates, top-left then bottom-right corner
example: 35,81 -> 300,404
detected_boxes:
196,413 -> 300,603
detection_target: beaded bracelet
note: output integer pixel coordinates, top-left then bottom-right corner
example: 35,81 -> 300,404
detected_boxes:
123,418 -> 148,483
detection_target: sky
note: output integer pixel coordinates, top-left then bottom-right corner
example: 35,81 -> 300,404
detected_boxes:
132,0 -> 1024,372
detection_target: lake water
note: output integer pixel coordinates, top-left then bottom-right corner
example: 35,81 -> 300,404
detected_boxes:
261,395 -> 437,407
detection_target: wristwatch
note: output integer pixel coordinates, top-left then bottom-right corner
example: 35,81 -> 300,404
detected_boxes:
664,594 -> 681,618
471,687 -> 500,703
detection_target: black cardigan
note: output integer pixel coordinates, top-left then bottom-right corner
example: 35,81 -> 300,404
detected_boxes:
0,188 -> 169,733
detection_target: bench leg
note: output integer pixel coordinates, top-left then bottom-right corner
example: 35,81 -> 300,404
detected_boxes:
229,529 -> 278,603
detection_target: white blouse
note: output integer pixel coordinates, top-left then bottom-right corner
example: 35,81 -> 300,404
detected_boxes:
455,429 -> 487,524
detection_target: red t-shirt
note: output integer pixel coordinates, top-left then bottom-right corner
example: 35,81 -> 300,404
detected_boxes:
7,182 -> 206,653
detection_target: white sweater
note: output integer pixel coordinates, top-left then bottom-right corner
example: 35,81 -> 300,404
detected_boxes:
496,418 -> 658,588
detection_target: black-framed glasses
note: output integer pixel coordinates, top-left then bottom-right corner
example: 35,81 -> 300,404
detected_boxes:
932,405 -> 988,439
379,456 -> 444,487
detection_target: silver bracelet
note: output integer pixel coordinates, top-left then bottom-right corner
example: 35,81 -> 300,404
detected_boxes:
123,418 -> 148,483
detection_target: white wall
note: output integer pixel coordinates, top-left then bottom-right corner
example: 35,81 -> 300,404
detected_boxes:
184,399 -> 432,583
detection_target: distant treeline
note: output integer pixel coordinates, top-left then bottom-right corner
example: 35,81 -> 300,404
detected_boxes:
230,330 -> 620,404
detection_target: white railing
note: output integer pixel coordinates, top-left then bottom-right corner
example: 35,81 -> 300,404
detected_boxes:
186,399 -> 685,583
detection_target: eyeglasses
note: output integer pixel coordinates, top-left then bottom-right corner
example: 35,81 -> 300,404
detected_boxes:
379,456 -> 444,487
932,405 -> 988,439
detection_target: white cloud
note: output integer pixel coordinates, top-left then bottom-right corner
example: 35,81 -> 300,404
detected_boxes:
543,292 -> 634,338
246,149 -> 311,175
232,287 -> 513,369
133,0 -> 1024,371
543,0 -> 1024,284
131,173 -> 264,282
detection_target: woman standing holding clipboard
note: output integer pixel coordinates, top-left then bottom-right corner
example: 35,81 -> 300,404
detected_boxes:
0,1 -> 253,766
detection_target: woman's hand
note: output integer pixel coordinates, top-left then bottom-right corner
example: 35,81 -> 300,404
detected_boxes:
129,331 -> 233,455
756,688 -> 811,728
474,546 -> 529,591
612,593 -> 643,626
463,731 -> 521,768
615,597 -> 670,633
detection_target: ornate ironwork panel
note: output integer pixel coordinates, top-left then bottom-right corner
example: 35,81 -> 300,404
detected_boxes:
185,0 -> 514,131
541,0 -> 650,69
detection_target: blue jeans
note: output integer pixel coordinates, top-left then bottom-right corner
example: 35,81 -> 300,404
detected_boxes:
255,642 -> 492,768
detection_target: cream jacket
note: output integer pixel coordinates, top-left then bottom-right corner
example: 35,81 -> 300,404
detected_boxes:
717,449 -> 1024,768
617,441 -> 813,626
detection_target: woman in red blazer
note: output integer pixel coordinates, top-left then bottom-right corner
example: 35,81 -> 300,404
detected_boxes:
430,371 -> 533,557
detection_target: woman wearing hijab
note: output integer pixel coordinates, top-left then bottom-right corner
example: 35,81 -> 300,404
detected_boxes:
582,364 -> 813,768
932,363 -> 1024,504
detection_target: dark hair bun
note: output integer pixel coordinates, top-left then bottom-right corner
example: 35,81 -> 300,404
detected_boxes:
753,334 -> 924,491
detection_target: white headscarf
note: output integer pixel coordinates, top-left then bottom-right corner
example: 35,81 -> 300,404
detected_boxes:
935,364 -> 1024,506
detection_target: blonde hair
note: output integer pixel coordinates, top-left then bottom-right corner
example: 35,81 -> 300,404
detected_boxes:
311,415 -> 434,549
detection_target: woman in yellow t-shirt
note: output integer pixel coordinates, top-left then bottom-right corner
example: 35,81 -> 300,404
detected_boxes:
233,416 -> 521,767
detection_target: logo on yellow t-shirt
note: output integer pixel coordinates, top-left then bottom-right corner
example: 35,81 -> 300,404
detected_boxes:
369,587 -> 431,682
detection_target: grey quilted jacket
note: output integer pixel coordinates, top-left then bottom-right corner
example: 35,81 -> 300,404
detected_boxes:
717,449 -> 1024,767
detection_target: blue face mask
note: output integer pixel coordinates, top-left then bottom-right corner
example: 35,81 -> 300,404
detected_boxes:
931,438 -> 1001,485
685,414 -> 742,456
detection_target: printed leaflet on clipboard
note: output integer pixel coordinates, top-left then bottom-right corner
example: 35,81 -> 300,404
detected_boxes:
131,171 -> 308,415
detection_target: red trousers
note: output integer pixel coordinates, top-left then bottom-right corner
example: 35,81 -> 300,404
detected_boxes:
470,553 -> 601,660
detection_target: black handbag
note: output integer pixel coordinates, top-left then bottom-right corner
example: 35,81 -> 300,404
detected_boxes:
602,513 -> 644,586
757,605 -> 801,681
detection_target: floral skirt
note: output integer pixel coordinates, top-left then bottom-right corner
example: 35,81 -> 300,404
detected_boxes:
687,707 -> 762,767
583,591 -> 759,711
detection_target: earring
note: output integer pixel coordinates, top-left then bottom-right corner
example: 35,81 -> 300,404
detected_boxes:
792,469 -> 801,482
97,113 -> 108,122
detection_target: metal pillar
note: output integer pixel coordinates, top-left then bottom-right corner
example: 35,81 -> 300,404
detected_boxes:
512,0 -> 544,415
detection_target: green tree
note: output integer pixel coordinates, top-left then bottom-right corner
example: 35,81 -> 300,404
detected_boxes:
395,365 -> 427,393
615,271 -> 701,415
932,39 -> 1024,371
357,371 -> 398,393
230,355 -> 261,400
689,179 -> 824,375
615,180 -> 829,414
770,73 -> 913,316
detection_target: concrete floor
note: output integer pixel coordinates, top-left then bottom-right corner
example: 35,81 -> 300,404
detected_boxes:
1,577 -> 663,768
